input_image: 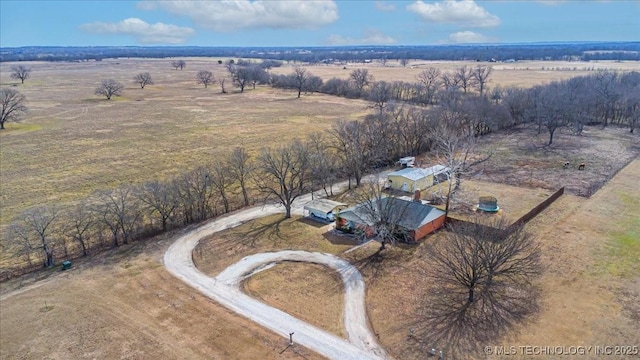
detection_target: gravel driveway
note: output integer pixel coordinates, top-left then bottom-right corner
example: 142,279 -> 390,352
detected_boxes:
163,194 -> 390,360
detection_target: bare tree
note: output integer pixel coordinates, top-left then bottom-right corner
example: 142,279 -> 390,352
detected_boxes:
227,147 -> 253,207
350,178 -> 413,253
137,180 -> 179,232
134,72 -> 154,89
441,72 -> 461,93
196,70 -> 215,88
171,60 -> 186,70
219,76 -> 228,93
11,65 -> 31,84
330,119 -> 376,188
97,186 -> 143,246
592,70 -> 620,127
209,160 -> 234,214
173,167 -> 216,223
367,81 -> 393,115
255,140 -> 311,218
399,58 -> 410,67
95,79 -> 124,100
0,88 -> 27,130
432,115 -> 492,216
416,218 -> 541,357
292,66 -> 310,98
9,206 -> 60,267
417,67 -> 441,105
308,132 -> 339,197
350,69 -> 374,93
63,202 -> 97,257
472,65 -> 492,97
454,65 -> 477,94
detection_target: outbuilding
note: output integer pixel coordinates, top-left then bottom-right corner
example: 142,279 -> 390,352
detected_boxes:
387,165 -> 450,193
303,199 -> 348,222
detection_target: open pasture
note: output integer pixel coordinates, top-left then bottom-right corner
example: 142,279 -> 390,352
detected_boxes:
0,58 -> 370,227
270,59 -> 640,88
2,58 -> 638,231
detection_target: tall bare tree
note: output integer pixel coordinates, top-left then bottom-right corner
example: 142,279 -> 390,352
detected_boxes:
308,132 -> 339,197
209,160 -> 234,214
331,119 -> 376,188
472,65 -> 492,97
350,178 -> 413,253
95,79 -> 124,100
292,66 -> 310,98
196,70 -> 215,88
432,114 -> 492,216
399,58 -> 410,67
134,72 -> 154,89
416,218 -> 541,357
97,186 -> 142,246
137,180 -> 179,232
367,81 -> 393,115
63,202 -> 97,257
10,65 -> 31,84
417,67 -> 441,105
9,206 -> 60,267
227,147 -> 253,207
350,69 -> 373,93
0,88 -> 27,130
454,65 -> 476,94
255,140 -> 311,218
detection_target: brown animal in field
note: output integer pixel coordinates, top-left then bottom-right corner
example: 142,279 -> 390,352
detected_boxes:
578,163 -> 585,170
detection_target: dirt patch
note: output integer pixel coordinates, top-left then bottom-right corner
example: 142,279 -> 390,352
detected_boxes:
0,230 -> 324,360
462,125 -> 639,197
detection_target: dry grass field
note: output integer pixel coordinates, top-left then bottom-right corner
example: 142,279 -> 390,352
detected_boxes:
1,59 -> 639,359
3,160 -> 635,360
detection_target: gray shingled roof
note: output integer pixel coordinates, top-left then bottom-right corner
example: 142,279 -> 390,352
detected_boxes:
337,197 -> 445,230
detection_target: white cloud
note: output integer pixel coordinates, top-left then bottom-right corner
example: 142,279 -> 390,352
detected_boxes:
375,1 -> 396,12
326,30 -> 397,45
80,18 -> 195,44
138,0 -> 338,32
446,30 -> 495,43
407,0 -> 500,28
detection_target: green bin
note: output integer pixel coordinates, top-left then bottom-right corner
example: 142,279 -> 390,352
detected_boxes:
62,260 -> 72,270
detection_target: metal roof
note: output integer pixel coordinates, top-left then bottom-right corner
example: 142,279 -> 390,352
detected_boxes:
303,198 -> 348,214
388,165 -> 448,181
337,197 -> 445,230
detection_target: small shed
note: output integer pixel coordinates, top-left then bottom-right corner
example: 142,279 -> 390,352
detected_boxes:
397,156 -> 416,168
303,199 -> 348,222
387,165 -> 450,193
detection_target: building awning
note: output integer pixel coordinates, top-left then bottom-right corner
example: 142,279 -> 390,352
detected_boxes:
303,199 -> 348,214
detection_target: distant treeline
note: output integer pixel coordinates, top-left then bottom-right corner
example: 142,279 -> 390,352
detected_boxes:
1,42 -> 639,63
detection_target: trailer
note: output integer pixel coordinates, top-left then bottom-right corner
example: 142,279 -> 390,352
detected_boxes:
397,156 -> 416,168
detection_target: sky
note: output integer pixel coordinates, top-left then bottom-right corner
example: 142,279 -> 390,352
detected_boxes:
1,0 -> 639,48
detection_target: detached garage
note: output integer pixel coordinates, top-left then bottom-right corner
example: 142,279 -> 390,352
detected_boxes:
387,165 -> 450,193
303,199 -> 348,222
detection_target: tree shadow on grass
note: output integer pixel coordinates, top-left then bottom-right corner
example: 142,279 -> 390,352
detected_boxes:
238,216 -> 287,247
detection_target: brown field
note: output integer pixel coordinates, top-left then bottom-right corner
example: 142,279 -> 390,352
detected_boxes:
1,59 -> 639,359
271,59 -> 640,88
2,159 -> 637,360
1,58 -> 638,230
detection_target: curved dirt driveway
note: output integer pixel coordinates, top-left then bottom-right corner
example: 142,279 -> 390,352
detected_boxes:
163,201 -> 389,360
